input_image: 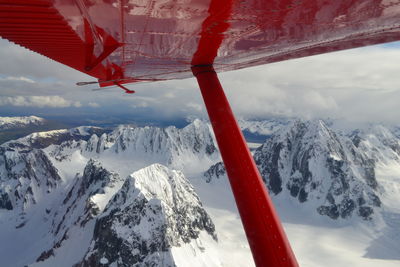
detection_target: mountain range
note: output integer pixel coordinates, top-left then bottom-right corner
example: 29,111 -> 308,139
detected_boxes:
0,116 -> 70,145
0,116 -> 45,130
0,118 -> 399,266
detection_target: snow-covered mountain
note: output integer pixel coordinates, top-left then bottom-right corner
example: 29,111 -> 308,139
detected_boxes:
238,118 -> 290,136
1,118 -> 400,267
205,120 -> 398,221
0,120 -> 221,267
236,118 -> 291,143
0,146 -> 61,213
82,119 -> 217,172
204,119 -> 400,265
76,163 -> 218,267
0,116 -> 45,130
254,120 -> 381,220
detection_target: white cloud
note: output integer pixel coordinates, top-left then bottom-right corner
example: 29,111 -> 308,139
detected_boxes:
88,102 -> 100,108
216,46 -> 400,124
185,102 -> 203,112
131,101 -> 149,108
117,44 -> 400,124
1,35 -> 400,125
0,76 -> 35,83
163,92 -> 175,99
0,96 -> 82,108
73,101 -> 82,108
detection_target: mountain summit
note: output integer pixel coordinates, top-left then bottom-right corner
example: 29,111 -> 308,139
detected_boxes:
254,120 -> 381,220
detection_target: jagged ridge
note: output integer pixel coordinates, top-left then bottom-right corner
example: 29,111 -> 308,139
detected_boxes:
0,120 -> 220,267
205,120 -> 385,220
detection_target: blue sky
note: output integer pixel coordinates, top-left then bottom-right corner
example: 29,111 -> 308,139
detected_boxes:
1,38 -> 400,126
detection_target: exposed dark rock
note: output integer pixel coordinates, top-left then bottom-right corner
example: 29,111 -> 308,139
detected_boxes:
254,142 -> 284,194
358,206 -> 374,219
204,162 -> 226,183
78,159 -> 115,197
317,205 -> 340,219
36,249 -> 54,262
0,191 -> 12,210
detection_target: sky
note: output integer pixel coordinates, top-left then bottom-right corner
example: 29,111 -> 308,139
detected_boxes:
1,38 -> 400,126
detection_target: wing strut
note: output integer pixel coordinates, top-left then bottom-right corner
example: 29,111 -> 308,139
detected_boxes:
192,65 -> 298,267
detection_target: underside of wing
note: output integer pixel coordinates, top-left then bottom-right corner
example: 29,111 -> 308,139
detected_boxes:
1,0 -> 399,85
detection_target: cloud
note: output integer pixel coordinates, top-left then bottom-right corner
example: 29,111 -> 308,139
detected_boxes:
185,102 -> 203,112
163,92 -> 176,99
113,44 -> 400,125
216,45 -> 400,124
106,44 -> 400,125
131,101 -> 149,108
73,101 -> 82,107
0,76 -> 35,83
88,102 -> 100,108
1,35 -> 400,125
0,96 -> 82,108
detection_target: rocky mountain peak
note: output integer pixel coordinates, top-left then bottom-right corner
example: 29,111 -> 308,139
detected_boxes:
205,120 -> 382,221
76,163 -> 217,266
78,159 -> 118,197
0,147 -> 61,212
253,119 -> 381,220
349,125 -> 400,162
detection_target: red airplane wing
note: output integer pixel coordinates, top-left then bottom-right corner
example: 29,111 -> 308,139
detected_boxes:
1,0 -> 399,86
